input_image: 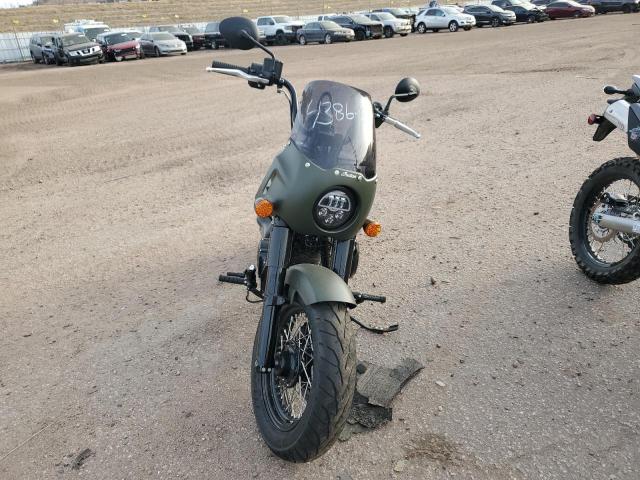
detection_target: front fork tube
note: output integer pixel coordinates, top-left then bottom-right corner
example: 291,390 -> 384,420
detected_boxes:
255,218 -> 292,372
332,239 -> 355,282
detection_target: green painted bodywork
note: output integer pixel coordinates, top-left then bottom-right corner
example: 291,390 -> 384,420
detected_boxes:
255,143 -> 377,240
284,264 -> 356,307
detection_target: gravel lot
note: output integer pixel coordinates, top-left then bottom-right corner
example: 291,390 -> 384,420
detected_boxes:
1,13 -> 639,480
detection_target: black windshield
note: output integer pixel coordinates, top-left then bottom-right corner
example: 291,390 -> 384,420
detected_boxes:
290,81 -> 376,178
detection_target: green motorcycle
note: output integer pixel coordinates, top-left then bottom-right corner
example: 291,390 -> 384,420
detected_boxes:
213,17 -> 421,462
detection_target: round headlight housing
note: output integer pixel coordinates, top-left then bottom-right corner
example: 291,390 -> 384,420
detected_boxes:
314,189 -> 356,230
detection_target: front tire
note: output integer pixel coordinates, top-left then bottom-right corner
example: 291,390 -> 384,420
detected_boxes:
569,157 -> 640,284
417,22 -> 427,33
384,26 -> 394,38
449,21 -> 459,32
324,33 -> 332,44
251,301 -> 356,462
299,34 -> 307,45
491,17 -> 500,27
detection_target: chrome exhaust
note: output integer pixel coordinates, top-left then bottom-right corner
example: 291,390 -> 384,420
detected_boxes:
594,213 -> 640,235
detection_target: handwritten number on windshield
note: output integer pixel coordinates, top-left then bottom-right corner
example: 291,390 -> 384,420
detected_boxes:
309,101 -> 356,128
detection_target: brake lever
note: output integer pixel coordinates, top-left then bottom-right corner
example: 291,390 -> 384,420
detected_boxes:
206,67 -> 270,85
379,112 -> 421,139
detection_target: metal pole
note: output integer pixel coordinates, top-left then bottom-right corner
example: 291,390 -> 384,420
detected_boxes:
12,26 -> 25,63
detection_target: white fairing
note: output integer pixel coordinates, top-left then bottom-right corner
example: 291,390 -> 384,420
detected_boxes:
605,100 -> 629,133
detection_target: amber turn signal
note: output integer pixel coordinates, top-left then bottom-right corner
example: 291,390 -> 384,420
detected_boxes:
254,199 -> 274,218
363,220 -> 381,237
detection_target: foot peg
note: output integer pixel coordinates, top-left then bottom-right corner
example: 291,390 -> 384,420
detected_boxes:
350,292 -> 396,334
219,274 -> 246,285
218,265 -> 263,301
353,292 -> 386,304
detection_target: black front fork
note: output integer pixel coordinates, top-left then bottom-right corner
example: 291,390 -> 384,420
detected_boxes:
332,239 -> 355,281
225,220 -> 378,372
255,218 -> 292,372
254,227 -> 355,372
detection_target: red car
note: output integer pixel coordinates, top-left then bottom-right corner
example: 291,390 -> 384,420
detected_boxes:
96,32 -> 142,62
546,0 -> 595,18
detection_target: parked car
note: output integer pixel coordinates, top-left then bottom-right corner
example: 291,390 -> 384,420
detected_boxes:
296,21 -> 354,44
64,20 -> 110,41
46,32 -> 104,66
414,6 -> 476,32
372,7 -> 417,31
256,15 -> 305,45
492,0 -> 538,8
504,4 -> 550,21
29,33 -> 55,63
463,4 -> 517,26
580,0 -> 638,12
126,31 -> 143,41
96,32 -> 142,62
180,26 -> 205,50
545,0 -> 596,17
138,32 -> 187,57
204,22 -> 226,49
363,12 -> 411,37
330,14 -> 384,40
41,43 -> 55,65
149,26 -> 194,50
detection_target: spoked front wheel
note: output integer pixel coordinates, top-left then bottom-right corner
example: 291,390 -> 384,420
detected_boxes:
251,301 -> 356,462
569,157 -> 640,284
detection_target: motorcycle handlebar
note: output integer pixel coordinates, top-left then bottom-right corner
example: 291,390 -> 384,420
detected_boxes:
381,113 -> 421,139
207,61 -> 269,85
211,60 -> 249,73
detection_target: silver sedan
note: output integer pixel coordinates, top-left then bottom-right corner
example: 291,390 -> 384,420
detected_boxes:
138,32 -> 187,57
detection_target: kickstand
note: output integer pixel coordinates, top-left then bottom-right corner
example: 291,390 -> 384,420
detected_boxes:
350,315 -> 399,334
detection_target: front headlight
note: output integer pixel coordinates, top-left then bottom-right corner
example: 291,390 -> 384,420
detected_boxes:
314,189 -> 355,229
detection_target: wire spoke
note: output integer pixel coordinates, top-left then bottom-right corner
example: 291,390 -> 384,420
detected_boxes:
274,308 -> 313,421
587,179 -> 640,264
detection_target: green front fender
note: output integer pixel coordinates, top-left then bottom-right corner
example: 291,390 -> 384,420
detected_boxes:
284,264 -> 356,308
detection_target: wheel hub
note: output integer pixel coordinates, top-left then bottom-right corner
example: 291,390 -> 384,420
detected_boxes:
274,345 -> 301,388
589,203 -> 616,242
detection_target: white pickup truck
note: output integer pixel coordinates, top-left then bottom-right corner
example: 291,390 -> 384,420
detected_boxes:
255,15 -> 305,45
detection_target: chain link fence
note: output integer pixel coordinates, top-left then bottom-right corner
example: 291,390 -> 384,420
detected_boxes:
0,30 -> 49,63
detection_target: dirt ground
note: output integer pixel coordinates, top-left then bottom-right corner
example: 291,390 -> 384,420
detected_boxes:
1,14 -> 639,480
